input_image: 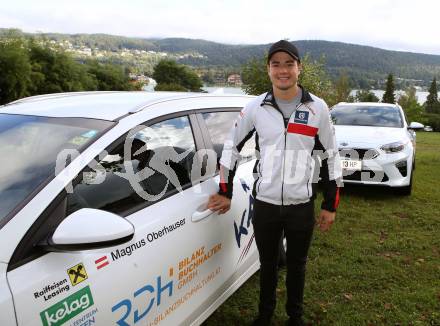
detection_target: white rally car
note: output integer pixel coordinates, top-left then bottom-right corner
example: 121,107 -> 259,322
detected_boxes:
330,102 -> 424,195
0,92 -> 259,326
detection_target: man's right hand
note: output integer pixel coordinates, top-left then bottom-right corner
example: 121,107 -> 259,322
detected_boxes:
207,194 -> 231,215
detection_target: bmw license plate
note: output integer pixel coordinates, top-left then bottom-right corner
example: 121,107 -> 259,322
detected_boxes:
341,159 -> 362,171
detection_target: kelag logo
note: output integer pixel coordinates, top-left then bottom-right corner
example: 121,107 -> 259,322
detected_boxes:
40,286 -> 94,326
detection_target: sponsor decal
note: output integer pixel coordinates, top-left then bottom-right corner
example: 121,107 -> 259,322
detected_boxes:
234,180 -> 254,248
40,286 -> 94,326
238,233 -> 255,265
111,242 -> 222,325
108,219 -> 186,264
149,267 -> 221,326
111,238 -> 146,261
34,279 -> 70,302
94,256 -> 109,270
112,274 -> 173,326
235,180 -> 256,265
294,110 -> 309,124
177,243 -> 222,290
67,263 -> 88,286
145,219 -> 186,244
71,308 -> 98,326
112,266 -> 221,326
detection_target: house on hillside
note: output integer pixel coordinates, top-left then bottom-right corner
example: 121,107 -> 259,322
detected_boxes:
227,74 -> 242,86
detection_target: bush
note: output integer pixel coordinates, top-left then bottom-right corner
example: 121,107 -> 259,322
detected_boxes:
423,113 -> 440,131
154,83 -> 187,92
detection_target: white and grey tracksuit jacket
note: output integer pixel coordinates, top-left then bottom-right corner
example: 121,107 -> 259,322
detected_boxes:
219,87 -> 343,212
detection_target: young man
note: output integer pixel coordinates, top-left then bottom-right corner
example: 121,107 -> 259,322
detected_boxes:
208,40 -> 342,326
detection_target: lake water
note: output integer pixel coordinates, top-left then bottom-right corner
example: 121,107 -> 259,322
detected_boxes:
202,86 -> 247,94
351,90 -> 429,105
202,87 -> 430,105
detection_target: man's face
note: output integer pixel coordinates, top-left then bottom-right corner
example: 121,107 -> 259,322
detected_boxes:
267,51 -> 301,91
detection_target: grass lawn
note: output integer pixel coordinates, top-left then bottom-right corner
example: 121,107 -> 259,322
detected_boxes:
203,132 -> 440,325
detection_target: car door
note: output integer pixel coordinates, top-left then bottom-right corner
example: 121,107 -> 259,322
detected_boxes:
6,113 -> 238,326
196,109 -> 258,275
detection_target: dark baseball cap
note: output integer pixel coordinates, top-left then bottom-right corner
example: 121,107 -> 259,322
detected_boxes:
267,40 -> 301,63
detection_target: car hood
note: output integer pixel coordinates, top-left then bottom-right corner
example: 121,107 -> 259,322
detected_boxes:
334,125 -> 407,148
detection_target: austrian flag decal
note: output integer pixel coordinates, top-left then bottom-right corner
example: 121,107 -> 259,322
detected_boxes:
95,256 -> 109,270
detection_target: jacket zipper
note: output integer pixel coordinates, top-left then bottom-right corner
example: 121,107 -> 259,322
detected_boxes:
273,102 -> 304,205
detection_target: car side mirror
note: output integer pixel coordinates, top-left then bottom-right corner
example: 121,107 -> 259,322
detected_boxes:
46,208 -> 134,250
408,122 -> 424,130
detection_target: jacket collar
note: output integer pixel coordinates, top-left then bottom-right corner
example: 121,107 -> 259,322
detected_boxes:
260,85 -> 314,109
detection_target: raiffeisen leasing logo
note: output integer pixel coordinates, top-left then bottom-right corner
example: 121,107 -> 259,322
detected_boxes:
40,286 -> 94,326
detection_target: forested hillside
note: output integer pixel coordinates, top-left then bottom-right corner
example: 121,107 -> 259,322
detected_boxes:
2,29 -> 440,87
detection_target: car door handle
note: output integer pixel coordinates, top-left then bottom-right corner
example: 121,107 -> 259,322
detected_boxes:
192,209 -> 215,222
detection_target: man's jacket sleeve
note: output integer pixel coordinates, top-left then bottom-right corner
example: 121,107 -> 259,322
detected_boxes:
218,105 -> 255,198
317,102 -> 343,212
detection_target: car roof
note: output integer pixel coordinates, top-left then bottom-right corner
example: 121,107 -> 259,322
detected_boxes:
0,91 -> 254,121
334,102 -> 399,108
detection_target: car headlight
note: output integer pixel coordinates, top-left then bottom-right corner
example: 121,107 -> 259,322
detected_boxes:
380,141 -> 407,153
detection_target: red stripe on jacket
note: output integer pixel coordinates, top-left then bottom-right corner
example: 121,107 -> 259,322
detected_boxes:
334,187 -> 340,210
287,123 -> 318,137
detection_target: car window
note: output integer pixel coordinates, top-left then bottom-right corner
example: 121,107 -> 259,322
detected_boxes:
201,111 -> 256,170
330,105 -> 403,128
66,116 -> 197,216
0,114 -> 114,229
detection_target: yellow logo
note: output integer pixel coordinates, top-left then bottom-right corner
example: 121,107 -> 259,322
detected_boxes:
67,263 -> 88,286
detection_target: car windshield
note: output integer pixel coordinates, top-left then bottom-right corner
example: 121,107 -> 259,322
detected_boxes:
330,105 -> 403,128
0,114 -> 114,227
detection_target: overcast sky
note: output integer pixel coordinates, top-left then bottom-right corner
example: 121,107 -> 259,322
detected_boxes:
1,0 -> 439,55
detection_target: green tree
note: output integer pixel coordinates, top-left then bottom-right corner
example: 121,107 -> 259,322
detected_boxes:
86,60 -> 139,91
424,77 -> 440,114
241,57 -> 271,95
0,35 -> 140,103
299,54 -> 333,103
28,41 -> 97,94
0,38 -> 31,104
152,59 -> 203,92
332,72 -> 352,104
382,73 -> 396,103
398,87 -> 423,123
354,90 -> 380,102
